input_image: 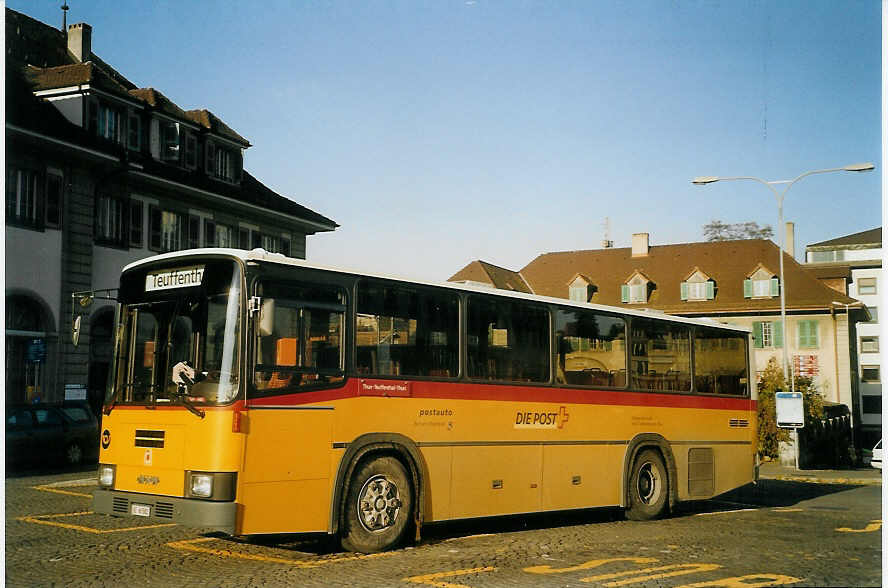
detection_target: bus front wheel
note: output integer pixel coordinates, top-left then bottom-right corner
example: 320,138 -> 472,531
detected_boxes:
626,449 -> 669,521
340,456 -> 413,553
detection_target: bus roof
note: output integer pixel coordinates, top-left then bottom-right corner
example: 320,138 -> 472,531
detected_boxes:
123,248 -> 751,334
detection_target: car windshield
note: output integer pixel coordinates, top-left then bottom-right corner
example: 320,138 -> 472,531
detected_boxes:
109,261 -> 242,406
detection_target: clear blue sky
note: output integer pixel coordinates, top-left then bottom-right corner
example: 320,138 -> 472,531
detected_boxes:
11,1 -> 882,281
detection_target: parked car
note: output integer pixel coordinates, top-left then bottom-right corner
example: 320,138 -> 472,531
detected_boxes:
871,439 -> 882,470
6,402 -> 100,468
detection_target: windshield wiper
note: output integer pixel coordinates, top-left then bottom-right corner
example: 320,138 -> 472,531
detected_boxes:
176,392 -> 206,419
171,361 -> 206,419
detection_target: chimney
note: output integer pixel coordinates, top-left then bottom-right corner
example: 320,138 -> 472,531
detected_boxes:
67,23 -> 92,63
631,233 -> 650,257
784,222 -> 795,259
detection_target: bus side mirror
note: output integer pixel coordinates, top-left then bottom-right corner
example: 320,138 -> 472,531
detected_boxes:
72,315 -> 82,347
259,299 -> 275,337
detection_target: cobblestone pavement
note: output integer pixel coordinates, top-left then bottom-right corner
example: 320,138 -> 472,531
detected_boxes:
5,468 -> 882,587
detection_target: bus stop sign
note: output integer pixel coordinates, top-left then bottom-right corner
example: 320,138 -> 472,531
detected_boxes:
776,391 -> 804,429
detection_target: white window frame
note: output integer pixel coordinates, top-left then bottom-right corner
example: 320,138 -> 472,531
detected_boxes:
629,283 -> 646,304
858,277 -> 877,296
687,281 -> 708,301
752,279 -> 771,297
761,322 -> 773,348
860,336 -> 879,353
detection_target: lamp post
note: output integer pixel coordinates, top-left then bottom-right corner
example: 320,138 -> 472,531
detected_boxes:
831,300 -> 867,452
692,163 -> 875,393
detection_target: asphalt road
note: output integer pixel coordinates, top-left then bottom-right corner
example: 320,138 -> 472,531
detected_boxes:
5,467 -> 882,587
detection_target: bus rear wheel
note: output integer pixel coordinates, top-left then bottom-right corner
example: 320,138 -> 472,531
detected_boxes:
340,456 -> 413,553
626,449 -> 669,521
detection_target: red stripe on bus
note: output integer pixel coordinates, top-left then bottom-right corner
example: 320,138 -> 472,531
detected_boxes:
247,380 -> 756,412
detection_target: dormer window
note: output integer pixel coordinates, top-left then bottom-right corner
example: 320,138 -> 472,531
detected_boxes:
681,269 -> 715,301
567,274 -> 594,303
88,100 -> 122,143
127,112 -> 141,151
744,265 -> 779,298
206,140 -> 241,183
621,272 -> 652,304
160,121 -> 180,161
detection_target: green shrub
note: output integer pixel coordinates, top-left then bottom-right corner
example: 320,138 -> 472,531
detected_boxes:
756,357 -> 823,459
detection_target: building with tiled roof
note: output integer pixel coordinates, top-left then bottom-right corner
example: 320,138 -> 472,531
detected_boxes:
5,7 -> 338,411
448,260 -> 533,293
450,231 -> 871,445
805,228 -> 881,448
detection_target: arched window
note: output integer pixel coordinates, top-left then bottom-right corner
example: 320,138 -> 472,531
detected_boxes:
5,294 -> 50,404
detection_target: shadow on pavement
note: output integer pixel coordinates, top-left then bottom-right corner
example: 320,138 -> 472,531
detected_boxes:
677,478 -> 863,515
5,461 -> 97,479
186,479 -> 868,557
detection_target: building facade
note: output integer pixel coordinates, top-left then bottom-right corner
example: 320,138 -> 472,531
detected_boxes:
805,228 -> 881,448
5,8 -> 338,409
450,232 -> 868,446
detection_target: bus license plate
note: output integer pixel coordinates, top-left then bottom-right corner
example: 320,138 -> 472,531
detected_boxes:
131,504 -> 151,517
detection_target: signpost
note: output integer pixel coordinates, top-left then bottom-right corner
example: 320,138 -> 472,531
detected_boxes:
776,391 -> 804,469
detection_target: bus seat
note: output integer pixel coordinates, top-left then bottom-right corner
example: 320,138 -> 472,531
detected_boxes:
267,337 -> 299,388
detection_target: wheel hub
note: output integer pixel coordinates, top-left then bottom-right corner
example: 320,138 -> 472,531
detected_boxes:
637,462 -> 661,504
357,475 -> 402,532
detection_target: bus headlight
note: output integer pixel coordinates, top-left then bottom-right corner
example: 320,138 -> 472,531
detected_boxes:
185,471 -> 237,501
190,474 -> 213,498
98,464 -> 115,488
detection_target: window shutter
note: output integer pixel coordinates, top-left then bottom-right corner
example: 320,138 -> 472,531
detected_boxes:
773,320 -> 783,348
88,100 -> 98,134
234,149 -> 243,182
680,282 -> 688,301
705,281 -> 715,300
743,279 -> 752,298
149,119 -> 160,159
770,277 -> 779,297
148,205 -> 161,251
799,320 -> 818,348
204,219 -> 216,247
206,141 -> 216,175
188,215 -> 200,249
753,322 -> 763,348
621,285 -> 630,303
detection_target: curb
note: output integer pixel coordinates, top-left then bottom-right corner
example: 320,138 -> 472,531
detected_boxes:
766,474 -> 881,486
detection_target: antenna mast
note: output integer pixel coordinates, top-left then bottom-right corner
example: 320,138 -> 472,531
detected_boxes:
601,217 -> 614,248
61,3 -> 70,32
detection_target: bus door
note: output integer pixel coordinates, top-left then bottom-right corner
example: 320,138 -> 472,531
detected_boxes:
239,280 -> 346,534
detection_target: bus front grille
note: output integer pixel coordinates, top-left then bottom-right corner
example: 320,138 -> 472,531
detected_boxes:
135,430 -> 165,448
155,502 -> 175,519
112,496 -> 129,514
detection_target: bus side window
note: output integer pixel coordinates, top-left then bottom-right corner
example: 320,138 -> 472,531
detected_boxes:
253,281 -> 346,393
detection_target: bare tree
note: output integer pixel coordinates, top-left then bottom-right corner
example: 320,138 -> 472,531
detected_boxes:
703,220 -> 773,241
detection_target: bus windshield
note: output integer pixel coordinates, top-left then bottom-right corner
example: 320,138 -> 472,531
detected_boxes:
109,261 -> 242,406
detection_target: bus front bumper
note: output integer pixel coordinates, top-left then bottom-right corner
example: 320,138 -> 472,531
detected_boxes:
92,489 -> 237,534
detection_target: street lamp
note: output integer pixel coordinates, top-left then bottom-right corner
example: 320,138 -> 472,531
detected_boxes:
692,163 -> 875,393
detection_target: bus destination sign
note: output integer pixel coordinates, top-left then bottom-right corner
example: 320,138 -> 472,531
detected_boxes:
145,265 -> 206,292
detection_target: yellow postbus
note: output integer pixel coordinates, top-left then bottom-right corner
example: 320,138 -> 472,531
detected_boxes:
92,248 -> 757,552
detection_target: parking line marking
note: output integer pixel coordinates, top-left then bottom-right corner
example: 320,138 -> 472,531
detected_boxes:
580,563 -> 721,586
694,508 -> 758,516
17,511 -> 176,533
166,537 -> 395,568
405,566 -> 497,588
836,519 -> 882,533
772,508 -> 804,513
525,557 -> 659,575
40,478 -> 97,487
32,486 -> 93,498
677,573 -> 802,587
